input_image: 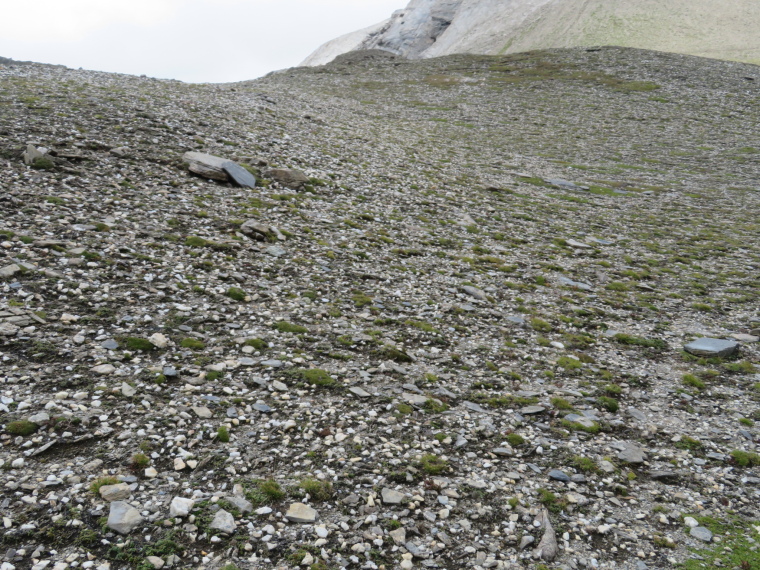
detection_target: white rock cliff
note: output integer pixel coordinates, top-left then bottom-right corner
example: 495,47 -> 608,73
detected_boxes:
302,0 -> 760,66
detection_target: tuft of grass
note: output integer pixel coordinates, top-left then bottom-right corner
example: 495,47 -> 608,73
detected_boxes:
419,454 -> 449,475
730,450 -> 760,467
682,373 -> 705,390
538,488 -> 568,513
289,368 -> 336,387
505,433 -> 525,447
206,370 -> 223,381
674,436 -> 703,452
124,337 -> 155,352
274,321 -> 308,334
560,419 -> 600,434
723,361 -> 756,374
90,476 -> 119,494
557,356 -> 582,370
351,293 -> 373,307
396,403 -> 413,415
570,455 -> 597,473
241,479 -> 287,506
217,426 -> 230,443
423,398 -> 449,413
530,317 -> 552,333
131,453 -> 150,469
597,396 -> 619,413
184,236 -> 208,247
226,287 -> 246,301
550,397 -> 573,410
244,338 -> 268,350
613,333 -> 667,350
606,281 -> 631,292
180,338 -> 205,350
380,346 -> 414,363
603,383 -> 622,396
299,478 -> 334,502
32,156 -> 55,170
7,420 -> 39,436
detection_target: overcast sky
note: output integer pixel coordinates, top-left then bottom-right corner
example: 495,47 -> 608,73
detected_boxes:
0,0 -> 402,83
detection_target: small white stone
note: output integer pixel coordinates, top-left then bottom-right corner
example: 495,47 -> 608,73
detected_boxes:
148,333 -> 168,348
170,497 -> 194,517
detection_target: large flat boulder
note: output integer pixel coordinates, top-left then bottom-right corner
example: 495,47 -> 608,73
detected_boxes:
684,338 -> 739,358
182,152 -> 230,181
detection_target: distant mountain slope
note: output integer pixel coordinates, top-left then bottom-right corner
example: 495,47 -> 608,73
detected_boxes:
301,0 -> 760,66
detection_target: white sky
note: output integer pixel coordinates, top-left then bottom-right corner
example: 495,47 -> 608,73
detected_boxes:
0,0 -> 402,83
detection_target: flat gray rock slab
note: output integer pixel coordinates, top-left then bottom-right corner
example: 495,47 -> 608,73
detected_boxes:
107,501 -> 143,534
226,495 -> 253,514
690,526 -> 713,542
381,488 -> 406,504
265,245 -> 287,258
462,285 -> 488,301
222,162 -> 256,188
521,405 -> 546,415
566,239 -> 592,249
192,406 -> 212,419
558,276 -> 593,291
548,469 -> 571,482
349,387 -> 371,398
0,264 -> 21,279
404,393 -> 429,406
618,443 -> 647,464
99,483 -> 131,502
209,509 -> 236,534
183,152 -> 229,181
684,338 -> 739,357
285,502 -> 318,523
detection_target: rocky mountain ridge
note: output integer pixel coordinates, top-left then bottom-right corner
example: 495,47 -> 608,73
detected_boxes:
1,47 -> 759,570
302,0 -> 760,67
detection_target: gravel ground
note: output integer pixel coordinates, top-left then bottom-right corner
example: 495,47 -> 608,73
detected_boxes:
0,47 -> 759,570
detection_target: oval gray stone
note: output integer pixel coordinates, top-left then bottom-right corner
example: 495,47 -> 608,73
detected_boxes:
684,338 -> 739,357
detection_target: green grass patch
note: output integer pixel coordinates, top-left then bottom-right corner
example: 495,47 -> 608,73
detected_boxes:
419,454 -> 449,475
180,338 -> 205,350
124,337 -> 155,352
299,478 -> 334,502
613,333 -> 667,350
730,450 -> 760,467
274,321 -> 308,334
288,368 -> 337,388
679,515 -> 760,570
6,420 -> 39,436
226,287 -> 246,301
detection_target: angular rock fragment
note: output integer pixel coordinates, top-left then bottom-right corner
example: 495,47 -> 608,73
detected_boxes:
107,501 -> 143,534
170,497 -> 194,517
533,508 -> 558,561
285,502 -> 318,523
209,509 -> 236,534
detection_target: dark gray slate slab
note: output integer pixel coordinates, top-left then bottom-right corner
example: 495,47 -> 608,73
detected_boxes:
683,338 -> 739,357
222,162 -> 257,188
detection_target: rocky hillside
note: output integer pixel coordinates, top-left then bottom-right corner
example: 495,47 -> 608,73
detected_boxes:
1,47 -> 759,570
302,0 -> 760,67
